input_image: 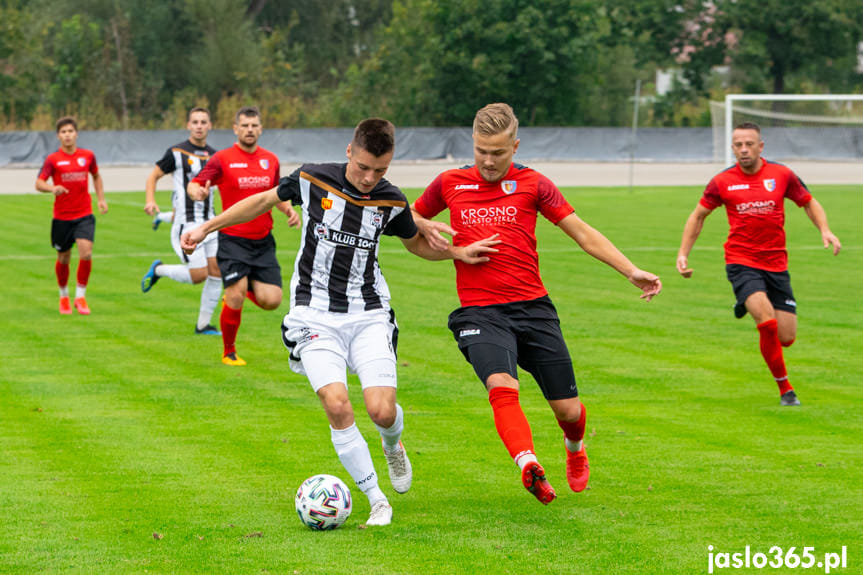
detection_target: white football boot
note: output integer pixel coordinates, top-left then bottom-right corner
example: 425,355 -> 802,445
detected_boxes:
366,500 -> 393,526
383,440 -> 413,493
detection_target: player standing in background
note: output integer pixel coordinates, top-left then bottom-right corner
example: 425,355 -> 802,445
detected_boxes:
36,116 -> 107,316
182,118 -> 498,526
141,107 -> 223,335
677,122 -> 841,406
411,103 -> 662,504
187,106 -> 300,366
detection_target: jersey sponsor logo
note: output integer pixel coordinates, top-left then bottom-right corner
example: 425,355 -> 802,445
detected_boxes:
57,161 -> 71,166
460,205 -> 518,226
501,180 -> 517,194
76,157 -> 86,167
228,162 -> 248,168
763,178 -> 776,192
735,199 -> 775,215
328,229 -> 377,251
321,197 -> 333,210
60,172 -> 88,182
237,175 -> 272,189
259,159 -> 269,170
459,328 -> 481,337
455,184 -> 480,190
727,184 -> 749,191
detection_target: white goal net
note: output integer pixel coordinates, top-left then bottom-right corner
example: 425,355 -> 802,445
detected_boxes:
710,94 -> 863,165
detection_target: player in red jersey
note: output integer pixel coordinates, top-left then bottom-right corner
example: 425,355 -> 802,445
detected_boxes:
35,117 -> 107,315
677,122 -> 841,406
188,106 -> 300,366
412,103 -> 662,504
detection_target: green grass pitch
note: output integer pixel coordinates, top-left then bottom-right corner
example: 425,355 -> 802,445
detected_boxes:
1,185 -> 860,574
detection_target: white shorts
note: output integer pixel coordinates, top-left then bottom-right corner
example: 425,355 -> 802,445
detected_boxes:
171,221 -> 218,269
281,306 -> 399,392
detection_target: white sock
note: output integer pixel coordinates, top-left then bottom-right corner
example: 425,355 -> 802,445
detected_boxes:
376,403 -> 404,452
197,275 -> 222,329
331,423 -> 387,506
155,264 -> 192,284
156,211 -> 173,223
75,285 -> 86,299
59,286 -> 69,298
515,452 -> 538,471
565,438 -> 583,453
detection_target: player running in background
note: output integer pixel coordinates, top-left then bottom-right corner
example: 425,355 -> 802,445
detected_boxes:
677,122 -> 841,406
141,107 -> 223,335
187,105 -> 300,365
182,118 -> 497,526
411,103 -> 662,505
36,116 -> 107,316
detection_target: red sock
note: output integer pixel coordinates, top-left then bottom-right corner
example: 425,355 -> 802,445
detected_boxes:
55,261 -> 70,288
488,387 -> 535,462
220,303 -> 242,356
246,290 -> 264,309
77,259 -> 92,287
556,402 -> 586,445
757,319 -> 792,395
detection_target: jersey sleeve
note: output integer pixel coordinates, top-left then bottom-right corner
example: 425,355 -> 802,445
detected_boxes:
785,172 -> 813,207
155,148 -> 176,174
276,167 -> 302,204
383,206 -> 419,239
38,157 -> 54,181
414,174 -> 448,218
88,152 -> 98,174
193,152 -> 222,185
274,156 -> 281,182
536,175 -> 574,224
699,177 -> 723,210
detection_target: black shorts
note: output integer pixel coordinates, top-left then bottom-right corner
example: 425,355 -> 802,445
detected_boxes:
51,215 -> 95,252
447,295 -> 578,400
217,232 -> 282,288
726,264 -> 797,314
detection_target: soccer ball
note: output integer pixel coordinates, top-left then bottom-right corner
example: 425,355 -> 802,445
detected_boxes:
295,474 -> 352,530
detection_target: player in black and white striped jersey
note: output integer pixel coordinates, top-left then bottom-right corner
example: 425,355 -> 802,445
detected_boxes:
181,118 -> 499,527
141,107 -> 223,335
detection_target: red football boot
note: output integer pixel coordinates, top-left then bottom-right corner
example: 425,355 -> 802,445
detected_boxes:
521,461 -> 556,505
59,296 -> 72,315
566,445 -> 590,492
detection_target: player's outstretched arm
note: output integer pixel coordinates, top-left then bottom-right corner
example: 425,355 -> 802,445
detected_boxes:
144,166 -> 166,216
401,232 -> 500,263
676,203 -> 712,277
803,198 -> 841,255
410,205 -> 455,251
557,213 -> 661,301
93,172 -> 108,214
181,189 -> 280,253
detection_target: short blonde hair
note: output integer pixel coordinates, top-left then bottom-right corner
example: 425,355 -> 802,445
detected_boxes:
473,103 -> 518,140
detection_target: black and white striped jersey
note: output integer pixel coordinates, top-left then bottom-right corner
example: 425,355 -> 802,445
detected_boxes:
155,140 -> 218,224
277,163 -> 418,314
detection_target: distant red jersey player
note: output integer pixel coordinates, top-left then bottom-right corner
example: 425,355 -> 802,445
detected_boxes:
412,103 -> 662,504
36,116 -> 107,316
677,122 -> 841,406
188,106 -> 299,366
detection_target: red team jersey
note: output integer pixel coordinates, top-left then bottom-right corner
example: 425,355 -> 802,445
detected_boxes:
193,143 -> 280,239
38,148 -> 98,220
700,160 -> 812,272
415,163 -> 574,307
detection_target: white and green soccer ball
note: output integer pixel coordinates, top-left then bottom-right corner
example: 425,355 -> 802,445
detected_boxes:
295,474 -> 352,530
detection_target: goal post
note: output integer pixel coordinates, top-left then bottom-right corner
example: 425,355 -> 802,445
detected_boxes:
713,94 -> 863,165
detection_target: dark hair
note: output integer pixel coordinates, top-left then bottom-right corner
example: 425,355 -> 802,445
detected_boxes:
352,118 -> 395,157
55,116 -> 78,133
734,121 -> 761,134
235,106 -> 261,124
187,106 -> 211,121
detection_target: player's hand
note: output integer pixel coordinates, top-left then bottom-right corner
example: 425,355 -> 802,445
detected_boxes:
822,230 -> 841,255
144,201 -> 160,216
628,268 -> 662,301
456,233 -> 501,264
98,199 -> 109,214
53,185 -> 69,196
676,254 -> 693,278
188,180 -> 210,201
180,229 -> 206,254
285,205 -> 301,228
417,218 -> 456,251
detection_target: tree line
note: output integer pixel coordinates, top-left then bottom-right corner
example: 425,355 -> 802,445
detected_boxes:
1,0 -> 861,130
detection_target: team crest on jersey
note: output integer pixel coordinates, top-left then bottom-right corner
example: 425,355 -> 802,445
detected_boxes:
314,222 -> 329,239
371,211 -> 384,229
501,180 -> 517,194
763,178 -> 776,192
259,159 -> 269,170
321,197 -> 334,210
77,157 -> 86,167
